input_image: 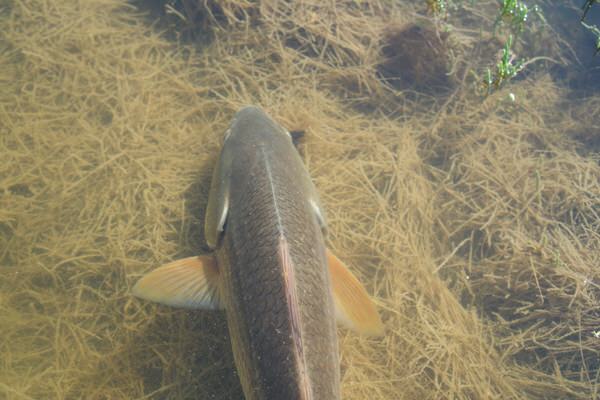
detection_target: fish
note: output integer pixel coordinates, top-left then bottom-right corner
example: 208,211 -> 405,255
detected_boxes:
132,106 -> 384,400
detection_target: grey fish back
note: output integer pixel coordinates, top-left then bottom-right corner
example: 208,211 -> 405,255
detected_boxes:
211,107 -> 340,400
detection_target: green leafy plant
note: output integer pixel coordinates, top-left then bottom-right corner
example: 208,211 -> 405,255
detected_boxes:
425,0 -> 598,96
581,21 -> 600,55
426,0 -> 448,16
427,0 -> 477,17
481,34 -> 524,93
581,0 -> 600,56
581,0 -> 598,21
483,1 -> 544,94
495,0 -> 532,33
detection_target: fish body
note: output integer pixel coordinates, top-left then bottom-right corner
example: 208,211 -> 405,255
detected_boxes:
132,106 -> 382,400
213,106 -> 338,399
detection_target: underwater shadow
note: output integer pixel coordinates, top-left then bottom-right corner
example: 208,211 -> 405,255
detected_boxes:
174,158 -> 244,398
180,166 -> 214,254
127,307 -> 243,399
131,156 -> 243,398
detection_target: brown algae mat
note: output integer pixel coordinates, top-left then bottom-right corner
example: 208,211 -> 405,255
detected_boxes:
1,0 -> 599,399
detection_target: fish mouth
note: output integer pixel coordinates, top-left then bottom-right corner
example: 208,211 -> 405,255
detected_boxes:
224,106 -> 292,143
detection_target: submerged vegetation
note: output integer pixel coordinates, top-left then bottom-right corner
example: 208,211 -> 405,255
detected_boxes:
494,0 -> 538,33
582,0 -> 598,21
481,34 -> 524,94
461,0 -> 544,94
1,0 -> 600,399
581,0 -> 600,55
428,0 -> 599,94
582,21 -> 600,54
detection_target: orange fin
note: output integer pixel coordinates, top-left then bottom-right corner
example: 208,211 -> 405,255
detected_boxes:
327,249 -> 384,337
132,255 -> 222,310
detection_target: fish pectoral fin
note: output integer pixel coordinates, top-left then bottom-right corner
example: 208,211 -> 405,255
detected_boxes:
132,255 -> 222,310
205,143 -> 233,249
327,249 -> 384,337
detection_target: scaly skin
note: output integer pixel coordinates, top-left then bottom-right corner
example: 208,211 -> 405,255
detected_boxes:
212,107 -> 340,400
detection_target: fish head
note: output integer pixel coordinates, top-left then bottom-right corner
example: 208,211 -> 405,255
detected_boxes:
205,106 -> 296,250
223,106 -> 292,145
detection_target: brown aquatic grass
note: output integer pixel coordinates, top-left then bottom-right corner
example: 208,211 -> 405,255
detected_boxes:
1,0 -> 599,399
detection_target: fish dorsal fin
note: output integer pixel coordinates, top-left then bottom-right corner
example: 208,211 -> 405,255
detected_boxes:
132,255 -> 222,310
205,143 -> 234,249
327,249 -> 384,337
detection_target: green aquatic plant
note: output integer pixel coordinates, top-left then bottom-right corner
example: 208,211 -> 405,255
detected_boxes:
581,0 -> 598,21
426,0 -> 479,18
581,21 -> 600,55
495,0 -> 532,33
481,34 -> 524,93
424,0 -> 544,94
580,0 -> 600,56
485,1 -> 550,95
426,0 -> 448,16
426,0 -> 478,18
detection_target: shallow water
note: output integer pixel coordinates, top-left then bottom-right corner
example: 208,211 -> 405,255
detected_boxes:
1,1 -> 599,399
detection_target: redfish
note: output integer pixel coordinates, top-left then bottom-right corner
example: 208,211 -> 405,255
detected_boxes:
133,106 -> 383,400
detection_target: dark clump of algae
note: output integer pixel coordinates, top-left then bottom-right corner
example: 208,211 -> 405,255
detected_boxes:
1,0 -> 599,399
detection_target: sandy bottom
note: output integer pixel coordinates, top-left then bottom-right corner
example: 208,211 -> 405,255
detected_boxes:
1,1 -> 599,399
